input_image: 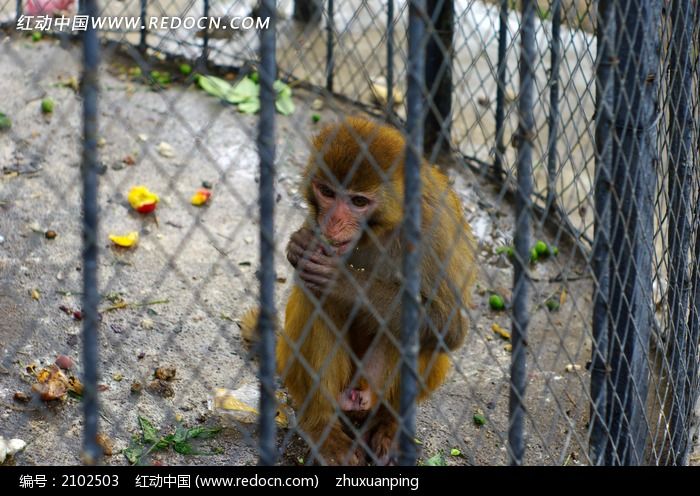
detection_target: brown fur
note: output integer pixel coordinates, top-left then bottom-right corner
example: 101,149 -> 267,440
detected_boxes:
276,117 -> 477,464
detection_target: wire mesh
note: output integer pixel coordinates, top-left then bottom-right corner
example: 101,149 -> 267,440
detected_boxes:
0,0 -> 698,466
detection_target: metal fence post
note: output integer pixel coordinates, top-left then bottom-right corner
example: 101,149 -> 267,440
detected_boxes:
80,0 -> 101,465
666,0 -> 696,465
545,0 -> 561,211
589,0 -> 615,466
424,0 -> 453,162
258,0 -> 278,466
399,0 -> 426,467
493,0 -> 509,179
293,0 -> 322,23
386,0 -> 395,118
509,0 -> 535,466
139,0 -> 147,53
605,0 -> 660,465
326,0 -> 335,92
200,0 -> 210,67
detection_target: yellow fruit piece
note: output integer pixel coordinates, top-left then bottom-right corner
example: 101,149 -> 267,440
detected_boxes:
127,185 -> 159,212
109,231 -> 139,247
191,189 -> 211,206
491,323 -> 511,341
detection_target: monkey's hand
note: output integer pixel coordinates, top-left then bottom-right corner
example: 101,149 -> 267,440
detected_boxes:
286,227 -> 339,294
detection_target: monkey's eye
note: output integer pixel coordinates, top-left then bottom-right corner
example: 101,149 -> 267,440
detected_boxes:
351,196 -> 370,208
318,184 -> 335,199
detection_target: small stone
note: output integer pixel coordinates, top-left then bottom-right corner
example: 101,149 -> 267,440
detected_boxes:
311,98 -> 324,111
244,237 -> 253,244
97,137 -> 107,147
141,318 -> 154,330
55,354 -> 74,370
137,134 -> 148,142
157,142 -> 175,158
565,363 -> 582,373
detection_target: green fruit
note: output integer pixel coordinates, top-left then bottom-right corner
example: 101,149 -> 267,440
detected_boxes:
32,31 -> 42,42
0,112 -> 11,130
535,240 -> 548,256
311,113 -> 321,123
473,414 -> 486,426
128,66 -> 142,78
179,63 -> 192,76
529,247 -> 539,264
41,98 -> 54,114
551,246 -> 559,256
496,245 -> 514,258
250,72 -> 259,83
489,294 -> 505,311
545,299 -> 560,312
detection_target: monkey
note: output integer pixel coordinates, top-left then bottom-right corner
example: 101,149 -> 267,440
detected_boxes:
274,116 -> 477,465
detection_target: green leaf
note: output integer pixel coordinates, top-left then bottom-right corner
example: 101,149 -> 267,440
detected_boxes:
187,426 -> 222,440
173,425 -> 189,444
198,75 -> 234,101
473,413 -> 487,426
231,77 -> 260,101
138,416 -> 159,444
0,112 -> 11,130
450,448 -> 461,457
237,98 -> 261,114
123,444 -> 145,465
174,442 -> 195,455
275,94 -> 295,116
424,453 -> 446,466
273,80 -> 292,98
155,436 -> 172,450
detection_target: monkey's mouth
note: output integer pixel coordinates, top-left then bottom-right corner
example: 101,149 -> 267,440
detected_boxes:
332,240 -> 354,255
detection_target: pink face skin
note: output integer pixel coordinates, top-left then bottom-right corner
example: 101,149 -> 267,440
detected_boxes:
312,180 -> 376,256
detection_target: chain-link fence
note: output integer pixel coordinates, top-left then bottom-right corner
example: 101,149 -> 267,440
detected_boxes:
0,0 -> 698,466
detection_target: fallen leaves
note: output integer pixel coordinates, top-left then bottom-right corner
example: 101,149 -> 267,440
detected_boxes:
123,416 -> 222,464
197,74 -> 295,115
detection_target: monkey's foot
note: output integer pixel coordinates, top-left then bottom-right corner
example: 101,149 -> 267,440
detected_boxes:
338,387 -> 372,412
315,425 -> 364,466
368,416 -> 398,466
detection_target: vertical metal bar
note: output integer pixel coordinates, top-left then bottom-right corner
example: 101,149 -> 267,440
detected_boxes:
686,15 -> 700,465
325,0 -> 335,92
666,0 -> 695,465
200,0 -> 210,67
605,0 -> 660,465
424,0 -> 453,161
545,0 -> 561,210
399,0 -> 425,467
493,0 -> 509,179
509,0 -> 535,466
80,0 -> 101,465
257,0 -> 278,466
686,200 -> 700,461
139,0 -> 147,53
15,0 -> 22,22
589,0 -> 615,466
293,0 -> 322,23
387,0 -> 395,117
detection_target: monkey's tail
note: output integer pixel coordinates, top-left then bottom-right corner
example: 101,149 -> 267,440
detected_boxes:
238,307 -> 279,346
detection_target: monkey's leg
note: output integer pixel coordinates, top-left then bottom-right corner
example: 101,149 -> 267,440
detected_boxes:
365,350 -> 451,465
277,286 -> 363,465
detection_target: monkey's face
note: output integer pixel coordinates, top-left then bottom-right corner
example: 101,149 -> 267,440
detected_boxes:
311,179 -> 377,256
